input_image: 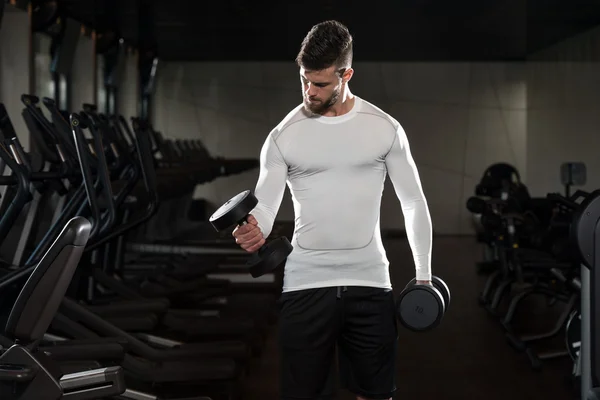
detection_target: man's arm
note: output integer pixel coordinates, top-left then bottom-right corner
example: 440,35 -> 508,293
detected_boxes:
385,124 -> 433,282
252,131 -> 289,239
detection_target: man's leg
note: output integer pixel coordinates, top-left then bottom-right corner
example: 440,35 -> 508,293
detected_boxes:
338,286 -> 398,400
278,287 -> 340,399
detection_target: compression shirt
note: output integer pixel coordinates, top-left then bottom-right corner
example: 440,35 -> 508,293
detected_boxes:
251,96 -> 433,292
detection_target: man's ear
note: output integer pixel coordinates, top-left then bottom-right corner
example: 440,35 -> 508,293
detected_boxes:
342,67 -> 354,84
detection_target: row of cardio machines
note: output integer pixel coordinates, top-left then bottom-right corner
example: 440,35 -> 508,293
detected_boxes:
471,164 -> 600,400
0,94 -> 282,400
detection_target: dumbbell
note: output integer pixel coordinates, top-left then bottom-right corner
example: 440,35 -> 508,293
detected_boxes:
209,190 -> 293,278
396,276 -> 450,332
466,196 -> 487,214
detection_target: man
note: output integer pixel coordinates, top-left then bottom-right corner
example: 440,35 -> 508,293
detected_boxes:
233,20 -> 433,400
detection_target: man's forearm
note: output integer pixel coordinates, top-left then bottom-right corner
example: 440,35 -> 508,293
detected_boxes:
251,201 -> 279,239
401,198 -> 433,281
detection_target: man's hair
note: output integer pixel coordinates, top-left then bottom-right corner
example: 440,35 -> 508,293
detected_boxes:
295,20 -> 353,72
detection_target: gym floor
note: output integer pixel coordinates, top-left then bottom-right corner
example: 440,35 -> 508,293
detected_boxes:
241,236 -> 574,400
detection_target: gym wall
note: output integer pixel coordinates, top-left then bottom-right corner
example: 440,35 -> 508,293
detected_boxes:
33,29 -> 96,115
33,34 -> 54,120
118,50 -> 140,121
0,4 -> 32,150
97,49 -> 139,120
527,27 -> 600,197
70,33 -> 95,111
152,61 -> 526,235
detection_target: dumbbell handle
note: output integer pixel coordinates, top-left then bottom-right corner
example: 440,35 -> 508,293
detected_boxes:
236,216 -> 268,255
237,217 -> 250,227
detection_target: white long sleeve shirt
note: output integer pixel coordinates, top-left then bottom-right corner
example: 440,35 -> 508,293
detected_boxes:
252,96 -> 433,293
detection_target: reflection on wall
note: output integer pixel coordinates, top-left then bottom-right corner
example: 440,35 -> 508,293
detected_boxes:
0,6 -> 32,149
34,34 -> 54,102
96,55 -> 106,113
70,32 -> 95,111
527,27 -> 600,198
117,49 -> 138,120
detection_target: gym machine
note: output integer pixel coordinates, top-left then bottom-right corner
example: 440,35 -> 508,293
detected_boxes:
561,162 -> 587,198
0,103 -> 243,399
0,217 -> 127,400
571,190 -> 600,399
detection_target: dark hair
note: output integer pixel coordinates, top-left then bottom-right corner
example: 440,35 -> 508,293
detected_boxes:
296,20 -> 353,72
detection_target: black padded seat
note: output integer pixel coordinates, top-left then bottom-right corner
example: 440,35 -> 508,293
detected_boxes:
0,217 -> 126,400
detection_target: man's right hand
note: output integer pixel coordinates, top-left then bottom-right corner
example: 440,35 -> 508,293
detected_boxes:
232,214 -> 265,253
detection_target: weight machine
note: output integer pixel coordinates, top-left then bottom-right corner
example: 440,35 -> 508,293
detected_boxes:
571,190 -> 600,399
561,162 -> 587,198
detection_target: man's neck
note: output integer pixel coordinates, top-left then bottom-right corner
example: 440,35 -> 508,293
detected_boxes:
322,90 -> 355,117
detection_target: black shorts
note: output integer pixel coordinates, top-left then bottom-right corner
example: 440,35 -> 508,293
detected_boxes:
277,286 -> 398,399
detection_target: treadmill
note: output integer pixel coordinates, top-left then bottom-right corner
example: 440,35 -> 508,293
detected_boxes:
69,109 -> 275,334
1,99 -> 243,399
12,97 -> 265,350
67,112 -> 265,341
47,113 -> 246,399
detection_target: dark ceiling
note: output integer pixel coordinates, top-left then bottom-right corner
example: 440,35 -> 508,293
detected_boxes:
24,0 -> 600,61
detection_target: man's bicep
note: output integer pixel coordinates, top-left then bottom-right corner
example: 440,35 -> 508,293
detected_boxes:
385,130 -> 426,204
252,134 -> 288,238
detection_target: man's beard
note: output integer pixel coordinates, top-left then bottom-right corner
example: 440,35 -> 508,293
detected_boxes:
303,88 -> 341,115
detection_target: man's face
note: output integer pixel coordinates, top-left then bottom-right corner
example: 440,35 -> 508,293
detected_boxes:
300,65 -> 346,115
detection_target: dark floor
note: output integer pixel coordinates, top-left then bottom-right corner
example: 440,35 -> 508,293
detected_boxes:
240,237 -> 576,400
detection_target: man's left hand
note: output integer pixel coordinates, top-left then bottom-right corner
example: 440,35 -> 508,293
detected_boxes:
416,280 -> 432,286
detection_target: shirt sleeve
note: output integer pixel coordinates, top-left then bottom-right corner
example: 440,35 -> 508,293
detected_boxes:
252,131 -> 288,239
385,124 -> 433,281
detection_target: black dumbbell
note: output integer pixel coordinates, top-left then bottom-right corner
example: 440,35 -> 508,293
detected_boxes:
396,276 -> 450,332
209,190 -> 293,278
466,196 -> 487,214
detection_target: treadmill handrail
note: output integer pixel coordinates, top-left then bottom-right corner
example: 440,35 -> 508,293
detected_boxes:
70,114 -> 102,240
84,112 -> 118,237
0,183 -> 88,277
0,135 -> 31,246
21,107 -> 61,165
84,119 -> 159,252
